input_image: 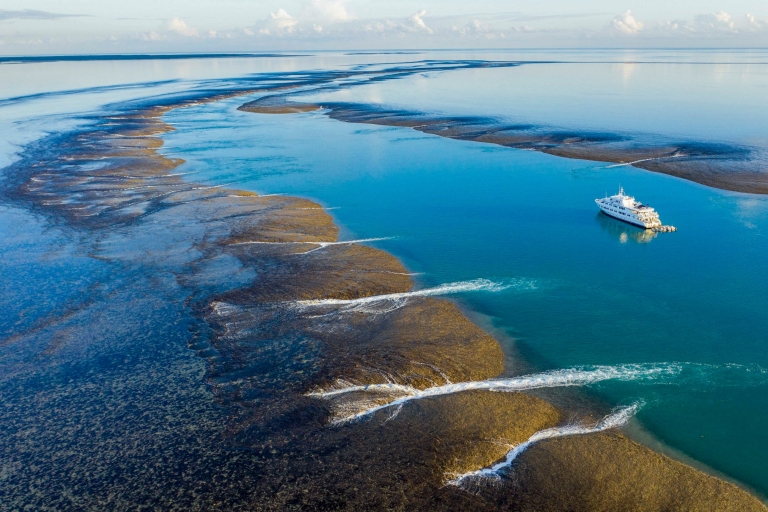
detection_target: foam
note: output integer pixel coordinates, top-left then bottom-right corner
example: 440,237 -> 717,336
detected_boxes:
309,382 -> 418,399
312,364 -> 676,424
605,152 -> 686,169
448,403 -> 642,487
229,237 -> 392,253
294,278 -> 527,310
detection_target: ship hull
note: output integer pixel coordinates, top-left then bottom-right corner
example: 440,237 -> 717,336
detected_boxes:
596,203 -> 652,229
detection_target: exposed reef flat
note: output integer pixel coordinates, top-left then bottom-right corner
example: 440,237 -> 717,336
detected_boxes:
2,62 -> 766,509
240,97 -> 768,195
493,432 -> 766,511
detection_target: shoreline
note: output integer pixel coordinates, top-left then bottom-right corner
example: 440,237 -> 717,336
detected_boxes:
2,70 -> 766,509
623,421 -> 768,506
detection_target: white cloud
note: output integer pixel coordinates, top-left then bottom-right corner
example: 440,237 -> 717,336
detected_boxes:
652,19 -> 693,34
408,10 -> 433,34
141,31 -> 164,42
246,6 -> 437,40
6,4 -> 768,53
611,10 -> 643,35
453,19 -> 489,36
303,0 -> 352,23
360,10 -> 433,36
362,20 -> 398,34
644,10 -> 768,39
253,8 -> 297,36
165,18 -> 198,37
451,19 -> 511,39
137,17 -> 225,41
271,9 -> 297,31
745,13 -> 765,31
695,11 -> 735,31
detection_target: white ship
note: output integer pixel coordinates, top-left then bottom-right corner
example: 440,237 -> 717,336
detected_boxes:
595,187 -> 662,229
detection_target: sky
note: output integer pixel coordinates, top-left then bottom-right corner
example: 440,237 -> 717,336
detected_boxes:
1,0 -> 767,54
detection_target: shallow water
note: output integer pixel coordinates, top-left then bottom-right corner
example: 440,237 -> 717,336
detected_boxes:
2,49 -> 768,504
302,53 -> 768,146
160,57 -> 768,495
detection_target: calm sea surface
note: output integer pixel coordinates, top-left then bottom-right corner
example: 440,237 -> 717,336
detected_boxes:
2,50 -> 768,500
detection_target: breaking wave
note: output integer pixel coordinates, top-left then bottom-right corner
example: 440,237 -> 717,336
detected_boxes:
448,403 -> 642,487
230,237 -> 392,254
604,152 -> 686,169
294,278 -> 530,311
310,364 -> 676,424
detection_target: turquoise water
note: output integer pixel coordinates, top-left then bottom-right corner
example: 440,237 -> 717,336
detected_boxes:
2,50 -> 768,503
161,89 -> 768,495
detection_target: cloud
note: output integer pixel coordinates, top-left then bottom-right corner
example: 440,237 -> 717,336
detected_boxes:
408,10 -> 433,34
0,9 -> 82,21
141,31 -> 164,42
358,11 -> 434,37
451,19 -> 512,38
651,11 -> 749,37
611,10 -> 643,35
653,20 -> 690,34
641,10 -> 768,39
745,13 -> 765,31
695,11 -> 735,31
138,18 -> 222,41
247,7 -> 435,39
233,6 -> 766,45
254,9 -> 297,35
165,18 -> 199,37
453,19 -> 490,36
303,0 -> 352,23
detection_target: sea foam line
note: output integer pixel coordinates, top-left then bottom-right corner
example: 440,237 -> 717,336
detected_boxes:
448,403 -> 642,487
229,237 -> 392,253
605,152 -> 686,169
294,278 -> 522,308
311,364 -> 675,424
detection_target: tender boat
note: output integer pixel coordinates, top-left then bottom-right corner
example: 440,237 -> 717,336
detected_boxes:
595,187 -> 662,229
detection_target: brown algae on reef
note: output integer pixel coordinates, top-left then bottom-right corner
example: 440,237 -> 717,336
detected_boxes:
496,432 -> 765,511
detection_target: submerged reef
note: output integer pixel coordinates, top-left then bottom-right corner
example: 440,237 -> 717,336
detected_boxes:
240,97 -> 767,195
1,62 -> 766,510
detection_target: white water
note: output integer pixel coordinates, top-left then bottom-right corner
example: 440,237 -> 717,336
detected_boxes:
448,403 -> 642,486
604,152 -> 686,169
308,382 -> 418,399
207,278 -> 529,316
311,364 -> 676,424
294,278 -> 527,309
229,236 -> 392,253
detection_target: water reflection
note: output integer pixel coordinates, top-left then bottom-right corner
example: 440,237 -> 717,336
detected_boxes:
595,212 -> 658,244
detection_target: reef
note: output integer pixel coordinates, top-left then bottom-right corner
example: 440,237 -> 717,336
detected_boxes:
240,97 -> 768,195
1,61 -> 766,510
494,432 -> 765,511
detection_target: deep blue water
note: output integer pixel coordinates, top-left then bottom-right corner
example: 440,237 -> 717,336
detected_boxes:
161,90 -> 768,496
2,50 -> 768,501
